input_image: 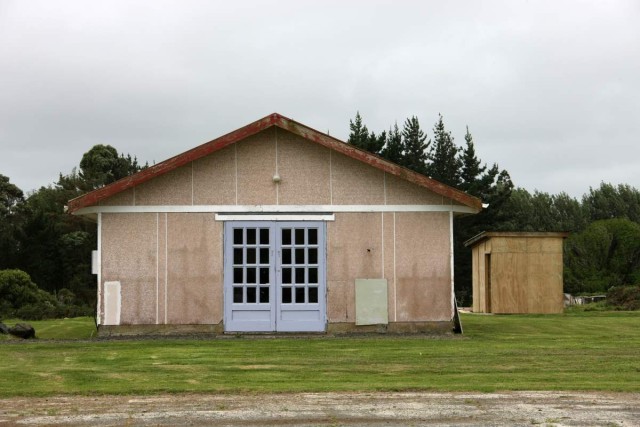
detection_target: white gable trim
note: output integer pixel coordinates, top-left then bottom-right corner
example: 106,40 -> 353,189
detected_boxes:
74,204 -> 478,215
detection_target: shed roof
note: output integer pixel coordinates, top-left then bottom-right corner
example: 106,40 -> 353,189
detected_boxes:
464,231 -> 570,248
68,113 -> 482,213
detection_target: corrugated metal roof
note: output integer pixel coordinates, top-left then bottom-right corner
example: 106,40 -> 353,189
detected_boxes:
68,113 -> 482,213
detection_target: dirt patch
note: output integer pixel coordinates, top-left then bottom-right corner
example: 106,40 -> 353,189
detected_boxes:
0,391 -> 638,426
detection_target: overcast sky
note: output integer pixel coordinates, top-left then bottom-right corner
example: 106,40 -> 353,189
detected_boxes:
1,0 -> 638,199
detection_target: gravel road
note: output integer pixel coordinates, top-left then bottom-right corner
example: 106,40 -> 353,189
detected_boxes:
1,391 -> 638,426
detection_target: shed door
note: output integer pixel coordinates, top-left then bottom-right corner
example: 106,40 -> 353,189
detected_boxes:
224,221 -> 326,332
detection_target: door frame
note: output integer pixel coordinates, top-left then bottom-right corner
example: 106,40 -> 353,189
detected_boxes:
223,220 -> 327,332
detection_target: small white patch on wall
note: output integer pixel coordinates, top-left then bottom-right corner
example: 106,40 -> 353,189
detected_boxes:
103,281 -> 121,326
355,279 -> 389,325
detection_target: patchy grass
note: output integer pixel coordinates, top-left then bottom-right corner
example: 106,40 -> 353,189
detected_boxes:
0,312 -> 638,397
0,317 -> 96,340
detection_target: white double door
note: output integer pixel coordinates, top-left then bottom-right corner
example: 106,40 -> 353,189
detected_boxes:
223,221 -> 326,332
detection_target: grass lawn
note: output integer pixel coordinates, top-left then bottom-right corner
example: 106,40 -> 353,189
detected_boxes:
0,311 -> 638,397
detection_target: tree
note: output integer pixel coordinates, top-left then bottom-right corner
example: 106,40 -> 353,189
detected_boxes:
401,116 -> 429,174
347,112 -> 385,155
79,144 -> 144,190
583,183 -> 640,224
0,175 -> 25,270
458,127 -> 485,194
564,219 -> 640,294
380,122 -> 403,164
426,114 -> 460,187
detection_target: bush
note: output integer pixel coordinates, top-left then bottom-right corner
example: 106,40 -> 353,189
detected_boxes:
0,269 -> 56,317
0,269 -> 94,320
564,219 -> 640,294
607,285 -> 640,311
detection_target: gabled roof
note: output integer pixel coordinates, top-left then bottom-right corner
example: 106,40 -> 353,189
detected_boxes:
68,113 -> 482,213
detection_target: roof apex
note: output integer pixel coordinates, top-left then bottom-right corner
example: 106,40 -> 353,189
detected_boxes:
68,113 -> 482,213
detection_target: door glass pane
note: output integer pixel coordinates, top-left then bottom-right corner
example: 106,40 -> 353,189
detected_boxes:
295,287 -> 305,303
295,228 -> 305,245
259,267 -> 269,284
282,229 -> 291,245
247,286 -> 257,303
247,229 -> 256,245
233,268 -> 243,284
233,248 -> 243,265
295,248 -> 305,264
308,248 -> 317,264
259,228 -> 269,244
308,228 -> 318,245
308,267 -> 318,284
259,286 -> 269,303
233,287 -> 243,303
282,268 -> 292,284
282,287 -> 292,303
246,248 -> 256,264
295,268 -> 305,284
260,248 -> 269,264
247,268 -> 256,283
308,286 -> 318,303
234,228 -> 243,245
282,248 -> 291,265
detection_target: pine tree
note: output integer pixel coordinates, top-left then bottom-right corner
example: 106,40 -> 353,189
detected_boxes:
381,122 -> 403,165
401,116 -> 429,174
459,126 -> 486,196
348,111 -> 370,150
427,114 -> 460,187
347,112 -> 385,154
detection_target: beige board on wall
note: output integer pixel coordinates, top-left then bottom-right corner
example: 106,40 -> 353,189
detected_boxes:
355,279 -> 389,325
103,281 -> 121,325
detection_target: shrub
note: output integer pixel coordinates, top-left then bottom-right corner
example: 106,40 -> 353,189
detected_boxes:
0,269 -> 56,316
607,285 -> 640,311
0,269 -> 93,320
564,219 -> 640,294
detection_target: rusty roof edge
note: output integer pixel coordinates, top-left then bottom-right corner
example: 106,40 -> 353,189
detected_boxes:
67,114 -> 279,213
464,231 -> 571,248
69,112 -> 482,213
273,115 -> 482,210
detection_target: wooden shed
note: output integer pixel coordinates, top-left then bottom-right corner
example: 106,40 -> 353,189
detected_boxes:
68,113 -> 482,335
464,232 -> 569,314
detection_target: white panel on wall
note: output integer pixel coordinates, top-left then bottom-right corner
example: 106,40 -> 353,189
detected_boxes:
103,281 -> 121,326
355,279 -> 388,325
91,250 -> 99,275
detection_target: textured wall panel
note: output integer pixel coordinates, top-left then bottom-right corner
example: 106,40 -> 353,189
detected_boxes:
193,146 -> 236,205
135,165 -> 192,206
166,213 -> 221,324
277,130 -> 331,205
385,174 -> 447,205
101,213 -> 157,325
100,188 -> 134,206
330,152 -> 385,205
394,212 -> 452,321
236,129 -> 278,205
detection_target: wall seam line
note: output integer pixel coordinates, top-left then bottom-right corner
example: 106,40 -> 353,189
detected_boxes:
234,144 -> 238,205
97,212 -> 102,326
381,212 -> 384,279
393,211 -> 397,322
164,212 -> 169,325
156,213 -> 159,325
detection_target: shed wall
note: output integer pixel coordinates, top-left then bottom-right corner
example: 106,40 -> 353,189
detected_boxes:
471,236 -> 564,314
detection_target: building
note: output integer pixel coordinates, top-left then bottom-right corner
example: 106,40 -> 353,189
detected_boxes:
68,113 -> 482,335
464,232 -> 569,314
